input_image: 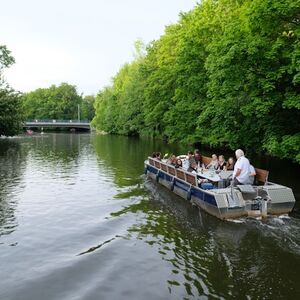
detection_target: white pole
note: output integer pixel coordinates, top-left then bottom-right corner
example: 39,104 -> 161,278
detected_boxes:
78,104 -> 80,121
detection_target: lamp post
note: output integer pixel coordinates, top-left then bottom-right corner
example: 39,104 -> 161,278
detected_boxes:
77,104 -> 80,121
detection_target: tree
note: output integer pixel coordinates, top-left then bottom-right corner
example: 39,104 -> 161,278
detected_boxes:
81,95 -> 95,121
92,0 -> 300,162
22,83 -> 82,120
0,45 -> 23,136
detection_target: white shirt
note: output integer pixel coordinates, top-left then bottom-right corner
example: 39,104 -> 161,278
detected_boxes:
233,156 -> 250,184
248,165 -> 256,184
182,159 -> 189,171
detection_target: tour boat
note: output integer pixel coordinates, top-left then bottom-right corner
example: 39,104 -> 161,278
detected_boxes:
144,156 -> 296,220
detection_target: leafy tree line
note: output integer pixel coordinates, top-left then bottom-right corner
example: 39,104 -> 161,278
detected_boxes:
92,0 -> 300,162
0,45 -> 23,136
1,45 -> 95,136
22,84 -> 95,121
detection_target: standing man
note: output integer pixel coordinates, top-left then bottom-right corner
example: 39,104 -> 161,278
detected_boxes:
232,149 -> 250,186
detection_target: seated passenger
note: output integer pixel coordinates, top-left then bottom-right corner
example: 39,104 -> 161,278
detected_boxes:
233,149 -> 251,186
194,149 -> 204,168
187,162 -> 198,174
175,159 -> 182,168
226,157 -> 235,170
217,155 -> 227,170
167,154 -> 177,165
155,152 -> 162,161
248,164 -> 256,185
206,154 -> 219,170
188,151 -> 196,166
152,152 -> 157,158
183,151 -> 195,170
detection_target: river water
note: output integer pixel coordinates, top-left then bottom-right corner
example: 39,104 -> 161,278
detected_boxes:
0,133 -> 299,300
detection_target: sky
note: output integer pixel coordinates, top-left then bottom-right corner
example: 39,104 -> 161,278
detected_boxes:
1,0 -> 198,95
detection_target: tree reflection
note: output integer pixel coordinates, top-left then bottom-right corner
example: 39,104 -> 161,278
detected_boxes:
92,134 -> 186,188
28,133 -> 87,165
0,139 -> 26,237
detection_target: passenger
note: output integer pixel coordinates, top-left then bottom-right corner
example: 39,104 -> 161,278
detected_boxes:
226,157 -> 235,170
188,162 -> 198,174
156,152 -> 162,161
183,151 -> 195,170
175,158 -> 182,169
194,149 -> 203,168
232,149 -> 251,186
217,155 -> 227,170
167,154 -> 177,165
206,154 -> 219,170
248,164 -> 256,185
188,151 -> 196,166
152,152 -> 157,158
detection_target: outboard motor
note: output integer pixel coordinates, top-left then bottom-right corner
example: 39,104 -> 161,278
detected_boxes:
251,197 -> 261,211
251,196 -> 268,217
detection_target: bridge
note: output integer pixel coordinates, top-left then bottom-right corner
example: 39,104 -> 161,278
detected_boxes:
24,119 -> 91,131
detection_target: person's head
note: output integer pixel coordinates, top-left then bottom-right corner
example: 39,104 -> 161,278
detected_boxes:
235,149 -> 244,159
170,154 -> 177,163
191,162 -> 197,169
194,150 -> 202,159
156,152 -> 161,159
176,159 -> 182,166
228,157 -> 234,165
212,154 -> 217,161
187,151 -> 194,158
152,152 -> 156,158
218,155 -> 225,162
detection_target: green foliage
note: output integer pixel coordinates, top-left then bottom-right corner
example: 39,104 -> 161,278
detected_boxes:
81,95 -> 95,120
0,87 -> 23,136
92,41 -> 147,135
0,45 -> 23,136
0,45 -> 15,69
93,0 -> 300,162
22,83 -> 83,120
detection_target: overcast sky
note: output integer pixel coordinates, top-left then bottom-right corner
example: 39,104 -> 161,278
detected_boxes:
1,0 -> 197,95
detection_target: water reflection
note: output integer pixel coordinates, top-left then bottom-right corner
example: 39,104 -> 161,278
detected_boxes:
0,133 -> 92,238
92,134 -> 186,187
27,133 -> 88,164
0,139 -> 26,237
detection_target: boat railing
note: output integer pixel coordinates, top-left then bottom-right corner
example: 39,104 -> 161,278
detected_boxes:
176,168 -> 186,181
148,157 -> 198,187
167,165 -> 176,176
160,162 -> 168,173
148,157 -> 155,167
185,173 -> 198,186
154,160 -> 161,169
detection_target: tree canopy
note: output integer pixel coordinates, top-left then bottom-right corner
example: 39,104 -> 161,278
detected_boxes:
0,45 -> 23,136
22,83 -> 95,121
92,0 -> 300,162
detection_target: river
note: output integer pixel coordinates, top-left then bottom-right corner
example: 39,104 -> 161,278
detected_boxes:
0,133 -> 299,300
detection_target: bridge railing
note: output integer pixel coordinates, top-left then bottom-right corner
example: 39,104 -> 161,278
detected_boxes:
25,119 -> 90,124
